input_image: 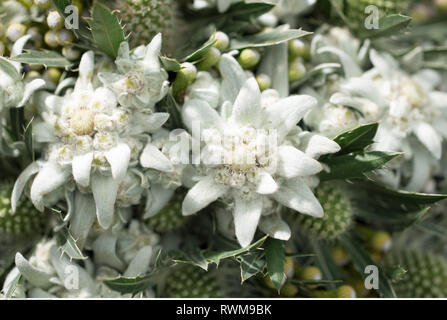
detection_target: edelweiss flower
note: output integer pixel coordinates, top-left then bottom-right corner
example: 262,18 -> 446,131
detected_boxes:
12,51 -> 171,229
180,55 -> 340,247
99,34 -> 169,109
338,50 -> 447,190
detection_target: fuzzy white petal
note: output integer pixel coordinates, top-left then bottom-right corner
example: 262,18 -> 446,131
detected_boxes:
105,143 -> 131,182
230,78 -> 262,127
72,152 -> 93,187
218,54 -> 247,104
182,176 -> 228,216
233,196 -> 263,247
144,184 -> 174,218
414,122 -> 442,160
259,214 -> 291,241
11,161 -> 39,213
181,98 -> 223,132
277,145 -> 323,178
91,174 -> 119,229
30,162 -> 69,212
140,143 -> 173,172
256,171 -> 278,195
273,178 -> 324,217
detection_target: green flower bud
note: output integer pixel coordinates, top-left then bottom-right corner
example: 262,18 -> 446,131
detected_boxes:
56,29 -> 74,46
26,70 -> 41,78
211,31 -> 229,52
6,23 -> 27,42
332,246 -> 349,266
288,58 -> 306,82
295,184 -> 352,240
256,73 -> 271,91
0,183 -> 44,240
172,62 -> 197,98
336,285 -> 356,298
34,0 -> 51,9
27,26 -> 43,48
44,30 -> 59,48
370,231 -> 391,253
299,266 -> 322,281
29,63 -> 43,71
116,0 -> 175,49
383,250 -> 447,297
147,192 -> 189,233
237,49 -> 260,70
45,67 -> 62,83
62,45 -> 80,60
280,284 -> 298,297
47,11 -> 64,30
196,47 -> 221,71
288,39 -> 310,60
164,264 -> 224,298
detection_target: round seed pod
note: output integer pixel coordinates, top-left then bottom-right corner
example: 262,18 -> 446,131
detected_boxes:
369,230 -> 392,253
146,192 -> 189,233
295,184 -> 353,240
56,29 -> 74,46
164,264 -> 224,298
383,249 -> 447,298
288,39 -> 310,61
288,58 -> 306,82
237,49 -> 260,70
211,31 -> 229,52
336,285 -> 357,298
196,47 -> 221,71
62,45 -> 80,60
44,30 -> 59,48
47,11 -> 64,30
256,73 -> 271,91
45,67 -> 62,83
6,23 -> 27,42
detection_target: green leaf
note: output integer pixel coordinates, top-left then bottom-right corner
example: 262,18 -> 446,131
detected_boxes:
88,2 -> 126,58
12,50 -> 73,67
319,151 -> 400,181
416,221 -> 447,240
160,56 -> 181,71
338,234 -> 396,298
224,2 -> 274,21
163,92 -> 182,129
264,238 -> 285,291
358,14 -> 413,39
332,122 -> 379,155
183,36 -> 216,62
0,57 -> 20,81
204,235 -> 268,265
310,240 -> 345,290
60,229 -> 87,260
354,181 -> 447,213
229,28 -> 311,50
102,274 -> 152,296
238,251 -> 266,283
173,240 -> 209,271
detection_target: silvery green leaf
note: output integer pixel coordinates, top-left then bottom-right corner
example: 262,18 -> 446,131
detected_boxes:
0,57 -> 21,82
124,246 -> 153,277
15,253 -> 53,289
229,28 -> 311,50
60,229 -> 88,260
69,192 -> 96,250
13,50 -> 72,67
